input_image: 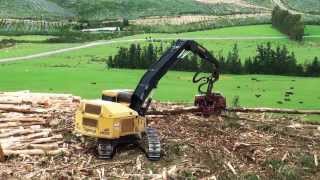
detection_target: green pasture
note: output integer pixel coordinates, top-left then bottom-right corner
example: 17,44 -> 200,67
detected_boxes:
0,35 -> 56,42
0,52 -> 319,109
0,25 -> 319,109
1,25 -> 319,63
121,25 -> 320,63
0,43 -> 78,59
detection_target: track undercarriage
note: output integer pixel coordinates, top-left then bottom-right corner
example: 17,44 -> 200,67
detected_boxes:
96,127 -> 161,161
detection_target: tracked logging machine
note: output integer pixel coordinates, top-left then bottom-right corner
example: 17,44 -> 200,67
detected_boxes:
75,40 -> 226,160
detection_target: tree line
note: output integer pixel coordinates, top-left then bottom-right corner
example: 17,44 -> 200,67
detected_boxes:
271,6 -> 304,41
106,42 -> 320,77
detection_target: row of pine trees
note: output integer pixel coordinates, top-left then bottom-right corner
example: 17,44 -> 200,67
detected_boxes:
106,42 -> 320,77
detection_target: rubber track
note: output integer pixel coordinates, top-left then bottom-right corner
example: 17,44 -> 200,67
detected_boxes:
145,127 -> 161,160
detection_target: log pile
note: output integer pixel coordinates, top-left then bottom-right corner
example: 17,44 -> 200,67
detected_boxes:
0,91 -> 80,160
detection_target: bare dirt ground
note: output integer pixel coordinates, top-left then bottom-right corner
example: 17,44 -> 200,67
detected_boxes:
0,92 -> 319,179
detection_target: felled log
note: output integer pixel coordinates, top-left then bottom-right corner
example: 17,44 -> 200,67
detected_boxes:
0,105 -> 47,114
0,100 -> 22,105
147,106 -> 200,115
3,148 -> 68,156
148,106 -> 320,115
227,107 -> 320,115
0,131 -> 51,146
287,123 -> 320,129
0,128 -> 51,138
28,143 -> 59,150
0,117 -> 45,123
3,140 -> 63,151
30,134 -> 63,144
0,134 -> 63,148
0,121 -> 47,129
0,144 -> 4,162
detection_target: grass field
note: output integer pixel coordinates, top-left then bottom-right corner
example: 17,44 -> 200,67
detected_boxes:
0,35 -> 56,41
0,0 -> 73,19
2,0 -> 319,21
0,50 -> 319,109
0,0 -> 266,20
0,43 -> 78,59
283,0 -> 320,14
1,25 -> 319,63
0,25 -> 319,109
122,25 -> 320,63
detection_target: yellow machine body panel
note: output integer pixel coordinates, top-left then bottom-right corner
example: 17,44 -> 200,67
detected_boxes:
75,100 -> 146,139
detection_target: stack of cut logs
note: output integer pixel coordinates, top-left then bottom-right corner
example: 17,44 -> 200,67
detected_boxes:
0,91 -> 80,161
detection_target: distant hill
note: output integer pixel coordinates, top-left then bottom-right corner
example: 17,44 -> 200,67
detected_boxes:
51,0 -> 269,20
0,0 -> 74,20
0,0 -> 269,20
282,0 -> 320,14
0,0 -> 319,21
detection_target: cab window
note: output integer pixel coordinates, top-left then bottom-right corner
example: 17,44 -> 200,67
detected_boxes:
102,95 -> 117,102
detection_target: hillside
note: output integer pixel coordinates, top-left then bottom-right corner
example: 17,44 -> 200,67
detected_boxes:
0,0 -> 270,21
0,0 -> 320,21
53,0 -> 269,20
0,0 -> 74,20
282,0 -> 320,14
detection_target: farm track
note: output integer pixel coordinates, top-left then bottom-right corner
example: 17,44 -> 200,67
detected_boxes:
1,35 -> 320,63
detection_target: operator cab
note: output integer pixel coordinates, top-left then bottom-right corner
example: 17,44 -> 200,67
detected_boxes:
102,89 -> 133,105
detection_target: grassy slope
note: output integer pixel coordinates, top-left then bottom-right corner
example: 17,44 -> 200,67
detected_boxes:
244,0 -> 275,8
51,0 -> 263,20
0,25 -> 319,109
0,35 -> 56,42
1,0 -> 265,20
283,0 -> 320,14
0,25 -> 319,61
0,0 -> 73,19
0,43 -> 78,59
121,25 -> 320,63
1,0 -> 319,21
0,58 -> 319,109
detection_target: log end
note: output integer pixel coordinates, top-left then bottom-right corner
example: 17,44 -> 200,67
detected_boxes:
0,144 -> 5,162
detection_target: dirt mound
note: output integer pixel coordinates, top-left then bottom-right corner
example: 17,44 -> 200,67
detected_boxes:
0,92 -> 319,179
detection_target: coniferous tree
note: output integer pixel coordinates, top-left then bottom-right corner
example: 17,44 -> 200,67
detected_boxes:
244,57 -> 254,74
226,44 -> 242,74
128,44 -> 137,68
306,57 -> 320,76
135,44 -> 142,68
106,56 -> 113,68
106,42 -> 320,77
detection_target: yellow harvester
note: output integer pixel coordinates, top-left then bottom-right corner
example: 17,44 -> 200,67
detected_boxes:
75,40 -> 224,160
